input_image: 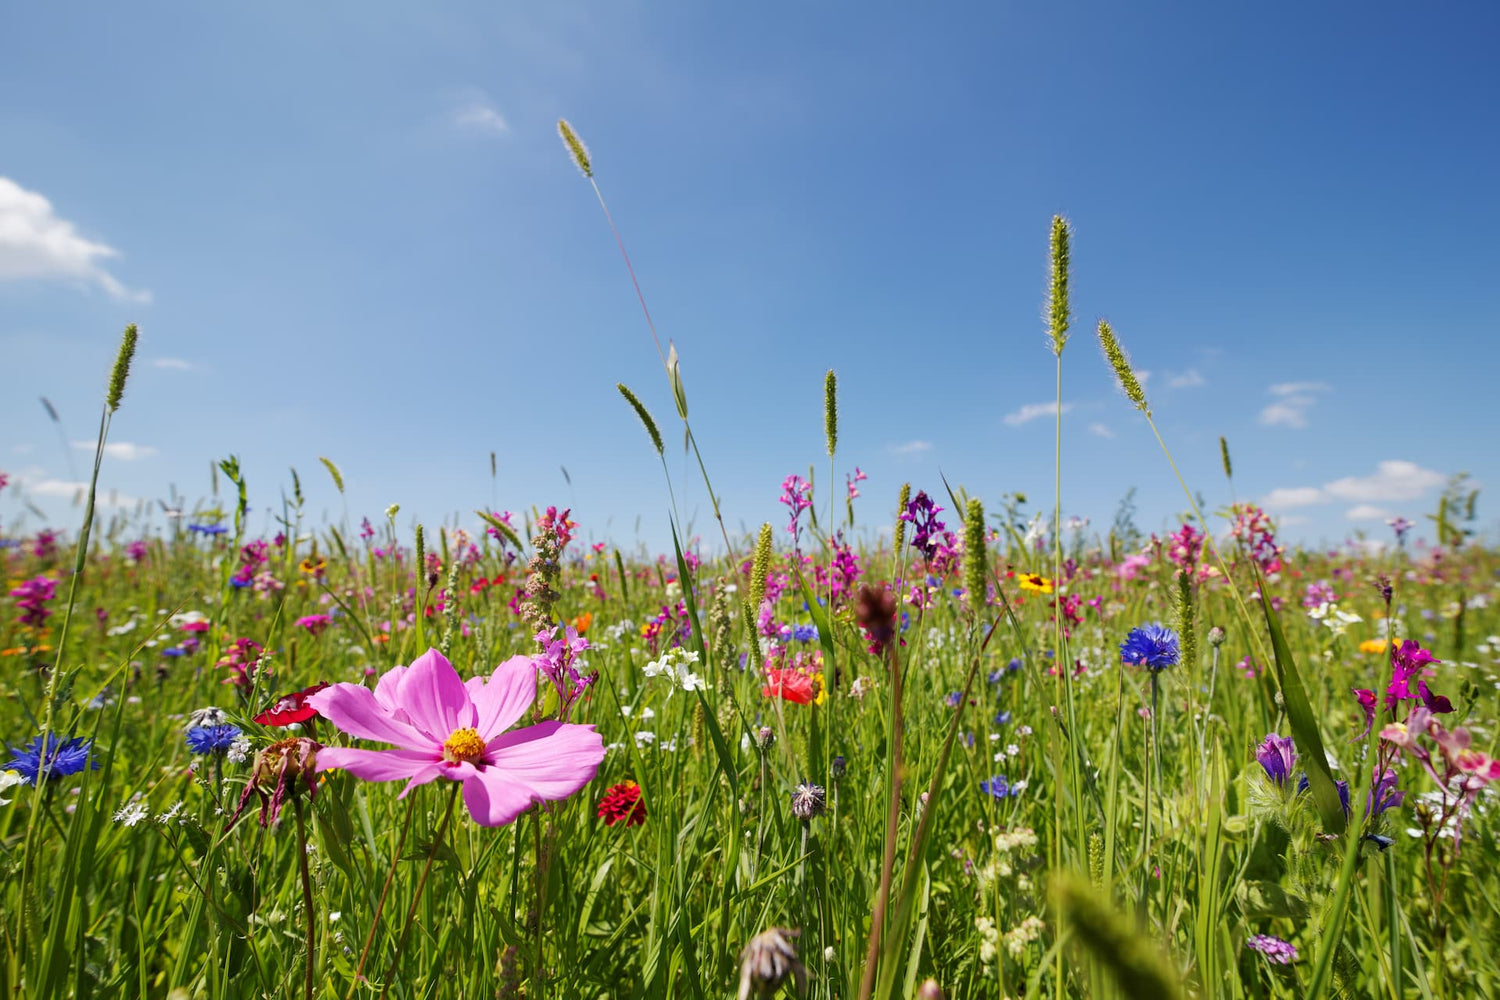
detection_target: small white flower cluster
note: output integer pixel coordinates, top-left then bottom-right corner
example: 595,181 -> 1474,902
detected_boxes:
114,795 -> 150,827
643,648 -> 706,696
1307,601 -> 1361,638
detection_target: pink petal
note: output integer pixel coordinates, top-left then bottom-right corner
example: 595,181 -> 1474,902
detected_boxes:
485,720 -> 605,800
307,683 -> 432,749
373,664 -> 410,713
315,746 -> 439,782
471,655 -> 540,738
460,765 -> 539,827
394,648 -> 478,739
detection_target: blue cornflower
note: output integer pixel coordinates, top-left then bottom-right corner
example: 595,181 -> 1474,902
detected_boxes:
161,647 -> 187,658
945,691 -> 963,708
994,710 -> 1012,727
186,724 -> 242,756
792,624 -> 818,643
5,734 -> 98,785
980,775 -> 1022,800
1005,657 -> 1023,673
1119,623 -> 1180,670
987,669 -> 1003,685
188,523 -> 228,536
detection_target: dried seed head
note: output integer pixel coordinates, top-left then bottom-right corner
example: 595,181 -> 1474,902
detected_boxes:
1207,626 -> 1227,648
737,928 -> 808,1000
790,782 -> 826,820
556,119 -> 593,178
1219,435 -> 1233,480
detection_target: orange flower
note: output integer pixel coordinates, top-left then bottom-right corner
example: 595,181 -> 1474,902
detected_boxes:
571,612 -> 593,635
1359,639 -> 1388,654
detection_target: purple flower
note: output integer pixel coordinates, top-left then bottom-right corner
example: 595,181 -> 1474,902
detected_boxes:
898,491 -> 947,560
1246,934 -> 1297,964
779,475 -> 813,539
1255,733 -> 1296,787
1119,623 -> 1180,670
1367,767 -> 1404,818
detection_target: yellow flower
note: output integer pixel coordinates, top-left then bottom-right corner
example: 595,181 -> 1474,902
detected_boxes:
1017,573 -> 1054,595
1359,638 -> 1388,654
298,557 -> 326,578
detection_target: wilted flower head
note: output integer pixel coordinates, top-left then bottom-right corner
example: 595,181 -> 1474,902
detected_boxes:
737,928 -> 807,1000
790,782 -> 826,820
854,584 -> 898,656
226,736 -> 320,829
1119,623 -> 1180,670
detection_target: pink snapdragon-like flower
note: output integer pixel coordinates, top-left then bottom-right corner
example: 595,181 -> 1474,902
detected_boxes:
308,648 -> 604,827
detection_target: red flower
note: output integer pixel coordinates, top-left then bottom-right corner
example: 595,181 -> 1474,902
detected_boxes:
597,781 -> 646,827
254,682 -> 331,726
762,668 -> 817,705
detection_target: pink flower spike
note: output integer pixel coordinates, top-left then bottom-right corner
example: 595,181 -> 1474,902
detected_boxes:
308,648 -> 604,827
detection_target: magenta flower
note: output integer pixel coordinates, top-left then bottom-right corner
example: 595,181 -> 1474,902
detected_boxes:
308,648 -> 604,827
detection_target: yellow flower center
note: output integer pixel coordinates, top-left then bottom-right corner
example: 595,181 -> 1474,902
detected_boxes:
442,727 -> 486,764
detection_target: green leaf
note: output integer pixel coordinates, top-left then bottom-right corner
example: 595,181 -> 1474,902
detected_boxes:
1254,562 -> 1346,834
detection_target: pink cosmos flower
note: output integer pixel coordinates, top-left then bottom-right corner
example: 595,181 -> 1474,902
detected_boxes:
308,648 -> 604,827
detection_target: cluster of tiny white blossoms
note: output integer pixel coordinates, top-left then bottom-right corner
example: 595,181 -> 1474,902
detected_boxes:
1307,601 -> 1361,638
642,647 -> 706,697
976,826 -> 1039,889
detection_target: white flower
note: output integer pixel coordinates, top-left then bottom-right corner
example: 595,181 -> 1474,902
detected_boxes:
114,800 -> 150,827
0,770 -> 24,806
634,731 -> 657,747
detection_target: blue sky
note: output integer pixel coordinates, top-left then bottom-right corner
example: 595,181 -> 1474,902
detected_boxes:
2,2 -> 1497,556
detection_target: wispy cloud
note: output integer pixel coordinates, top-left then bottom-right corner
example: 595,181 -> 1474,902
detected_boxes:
13,473 -> 137,507
0,176 -> 150,303
1269,381 -> 1332,396
889,440 -> 932,455
1259,380 -> 1331,429
1346,504 -> 1392,521
1261,460 -> 1445,511
1003,401 -> 1071,427
71,440 -> 157,461
1087,422 -> 1115,439
1323,460 -> 1445,503
152,357 -> 193,371
1167,369 -> 1205,388
450,91 -> 509,135
1262,486 -> 1326,509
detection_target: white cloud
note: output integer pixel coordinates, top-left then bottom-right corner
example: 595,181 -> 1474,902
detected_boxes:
1260,460 -> 1445,514
1323,460 -> 1445,503
0,176 -> 150,302
1136,370 -> 1152,387
71,440 -> 158,461
1262,486 -> 1326,509
14,473 -> 137,507
1167,369 -> 1205,388
1003,401 -> 1072,427
1346,504 -> 1393,521
1260,381 -> 1331,429
450,94 -> 509,135
1087,422 -> 1115,439
1276,514 -> 1310,527
889,440 -> 932,455
1259,400 -> 1314,428
1269,381 -> 1332,396
152,357 -> 193,371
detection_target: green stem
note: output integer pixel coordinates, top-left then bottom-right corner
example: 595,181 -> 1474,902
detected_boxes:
380,784 -> 460,998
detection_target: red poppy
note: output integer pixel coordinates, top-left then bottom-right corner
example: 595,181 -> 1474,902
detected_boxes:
254,681 -> 331,726
762,668 -> 818,705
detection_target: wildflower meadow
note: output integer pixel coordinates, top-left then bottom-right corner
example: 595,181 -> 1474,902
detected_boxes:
4,126 -> 1498,1000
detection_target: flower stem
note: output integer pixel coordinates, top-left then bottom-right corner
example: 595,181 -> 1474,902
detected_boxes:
380,784 -> 460,998
293,794 -> 317,1000
348,798 -> 415,999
